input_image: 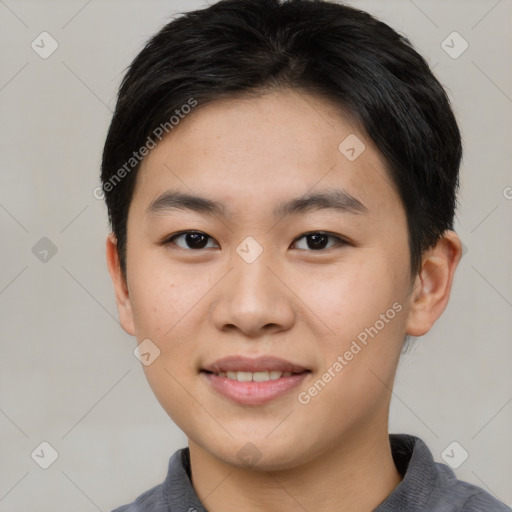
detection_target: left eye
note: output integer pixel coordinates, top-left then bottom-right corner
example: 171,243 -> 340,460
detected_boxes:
291,232 -> 345,251
166,231 -> 218,250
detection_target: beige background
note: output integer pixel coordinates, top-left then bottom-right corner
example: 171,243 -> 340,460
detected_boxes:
1,0 -> 511,510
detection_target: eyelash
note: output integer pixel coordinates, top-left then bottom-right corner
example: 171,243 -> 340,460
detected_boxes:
161,230 -> 349,252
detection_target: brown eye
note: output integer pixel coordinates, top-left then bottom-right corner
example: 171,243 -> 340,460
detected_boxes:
166,231 -> 218,250
292,232 -> 346,251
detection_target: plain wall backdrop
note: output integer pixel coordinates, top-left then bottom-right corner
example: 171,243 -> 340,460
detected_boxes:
1,0 -> 511,510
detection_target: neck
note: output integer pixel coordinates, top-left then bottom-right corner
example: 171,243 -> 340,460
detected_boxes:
188,423 -> 402,512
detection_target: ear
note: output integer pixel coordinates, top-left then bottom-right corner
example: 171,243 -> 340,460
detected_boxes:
105,233 -> 136,336
405,230 -> 462,337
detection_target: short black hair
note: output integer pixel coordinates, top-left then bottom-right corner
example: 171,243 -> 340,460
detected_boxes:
101,0 -> 462,279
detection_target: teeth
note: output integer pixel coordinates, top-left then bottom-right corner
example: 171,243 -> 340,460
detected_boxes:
216,370 -> 297,381
253,371 -> 270,382
237,371 -> 252,382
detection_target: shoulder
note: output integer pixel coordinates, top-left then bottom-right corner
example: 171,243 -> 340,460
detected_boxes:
110,481 -> 167,512
109,447 -> 197,512
383,434 -> 510,512
434,463 -> 511,512
461,489 -> 511,512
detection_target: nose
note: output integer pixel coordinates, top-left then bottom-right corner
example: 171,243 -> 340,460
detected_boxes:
210,249 -> 296,337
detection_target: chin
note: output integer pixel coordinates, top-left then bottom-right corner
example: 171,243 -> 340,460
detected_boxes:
203,435 -> 313,472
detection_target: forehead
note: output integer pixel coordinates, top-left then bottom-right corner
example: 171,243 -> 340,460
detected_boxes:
132,89 -> 401,219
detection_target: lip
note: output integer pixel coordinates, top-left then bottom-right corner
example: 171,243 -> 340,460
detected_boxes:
202,355 -> 309,373
200,355 -> 311,406
201,371 -> 310,406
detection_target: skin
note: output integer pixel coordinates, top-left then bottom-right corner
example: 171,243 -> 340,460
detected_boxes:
106,89 -> 462,512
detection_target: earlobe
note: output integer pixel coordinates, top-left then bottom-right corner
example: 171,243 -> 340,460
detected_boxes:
405,230 -> 462,337
105,233 -> 136,336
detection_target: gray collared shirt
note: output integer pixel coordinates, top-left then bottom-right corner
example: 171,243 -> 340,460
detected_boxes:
111,434 -> 510,512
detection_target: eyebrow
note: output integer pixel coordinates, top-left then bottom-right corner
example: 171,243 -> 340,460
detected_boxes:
146,189 -> 368,218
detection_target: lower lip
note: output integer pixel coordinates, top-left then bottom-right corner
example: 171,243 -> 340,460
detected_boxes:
201,371 -> 310,406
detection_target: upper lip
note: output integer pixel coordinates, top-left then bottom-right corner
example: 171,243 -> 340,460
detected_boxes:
202,356 -> 310,374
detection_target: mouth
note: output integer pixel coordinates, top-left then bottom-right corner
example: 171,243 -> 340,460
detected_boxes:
201,369 -> 300,381
200,355 -> 311,405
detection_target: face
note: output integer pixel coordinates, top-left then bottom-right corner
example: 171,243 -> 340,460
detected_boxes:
108,89 -> 425,470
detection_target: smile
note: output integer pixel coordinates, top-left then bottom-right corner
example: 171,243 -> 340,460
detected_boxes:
211,370 -> 294,381
200,369 -> 310,406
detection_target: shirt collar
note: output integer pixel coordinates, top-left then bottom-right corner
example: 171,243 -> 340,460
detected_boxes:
162,433 -> 438,512
373,433 -> 440,511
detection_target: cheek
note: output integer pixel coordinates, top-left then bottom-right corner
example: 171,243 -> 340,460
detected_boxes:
126,246 -> 206,340
294,257 -> 403,339
129,278 -> 180,341
294,253 -> 409,405
295,265 -> 406,429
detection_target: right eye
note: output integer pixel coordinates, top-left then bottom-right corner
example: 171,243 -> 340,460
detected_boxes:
163,231 -> 219,250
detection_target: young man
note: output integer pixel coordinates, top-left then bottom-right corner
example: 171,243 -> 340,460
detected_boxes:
101,0 -> 510,511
